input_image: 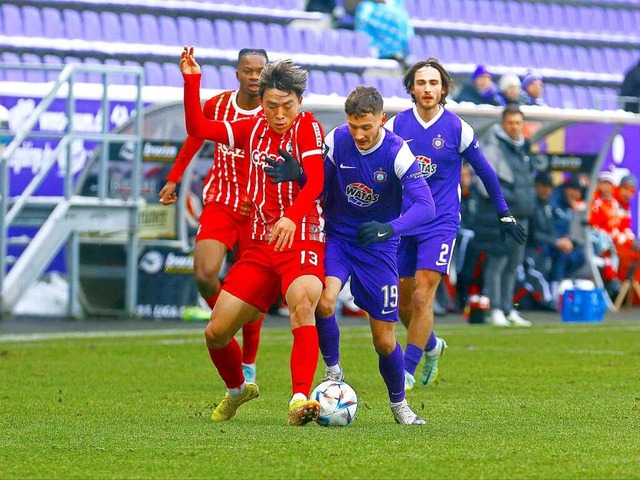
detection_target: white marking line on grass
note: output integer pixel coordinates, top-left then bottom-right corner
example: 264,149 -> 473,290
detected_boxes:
567,349 -> 626,355
0,328 -> 201,343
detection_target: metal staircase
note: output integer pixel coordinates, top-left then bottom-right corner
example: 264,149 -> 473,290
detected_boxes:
0,62 -> 145,317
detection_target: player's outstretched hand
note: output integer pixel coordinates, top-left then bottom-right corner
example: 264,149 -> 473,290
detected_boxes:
357,221 -> 394,246
498,211 -> 526,244
180,45 -> 201,76
264,148 -> 303,184
158,181 -> 177,205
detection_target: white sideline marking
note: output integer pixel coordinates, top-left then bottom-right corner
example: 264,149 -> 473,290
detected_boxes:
0,328 -> 201,343
567,349 -> 626,355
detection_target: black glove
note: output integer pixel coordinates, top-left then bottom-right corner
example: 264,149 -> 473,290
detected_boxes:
264,148 -> 302,184
357,221 -> 395,246
498,211 -> 526,244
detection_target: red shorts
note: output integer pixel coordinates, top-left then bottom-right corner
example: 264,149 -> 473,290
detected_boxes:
223,240 -> 325,312
196,202 -> 251,257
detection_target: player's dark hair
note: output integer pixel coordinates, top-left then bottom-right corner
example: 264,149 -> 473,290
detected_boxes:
501,103 -> 523,120
237,48 -> 269,64
344,86 -> 384,117
403,57 -> 452,106
259,59 -> 307,98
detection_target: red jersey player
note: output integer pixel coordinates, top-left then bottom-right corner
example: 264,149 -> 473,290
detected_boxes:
159,49 -> 268,384
181,46 -> 326,426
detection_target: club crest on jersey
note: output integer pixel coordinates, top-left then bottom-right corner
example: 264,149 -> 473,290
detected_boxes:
416,155 -> 437,177
285,140 -> 293,153
432,135 -> 445,149
373,168 -> 387,183
346,182 -> 379,207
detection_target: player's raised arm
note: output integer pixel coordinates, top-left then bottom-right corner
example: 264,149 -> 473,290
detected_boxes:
181,46 -> 231,145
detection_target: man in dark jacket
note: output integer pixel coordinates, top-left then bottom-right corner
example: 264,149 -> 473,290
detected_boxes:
473,105 -> 536,326
620,60 -> 640,113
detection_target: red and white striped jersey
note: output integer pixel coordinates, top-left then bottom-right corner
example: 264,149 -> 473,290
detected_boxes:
225,112 -> 326,243
168,90 -> 261,215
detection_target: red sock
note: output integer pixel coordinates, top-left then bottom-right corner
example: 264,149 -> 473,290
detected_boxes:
242,314 -> 264,364
205,291 -> 220,310
207,338 -> 244,389
290,325 -> 319,397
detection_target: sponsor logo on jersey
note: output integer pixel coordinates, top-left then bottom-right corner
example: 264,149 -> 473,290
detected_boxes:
432,135 -> 445,149
312,122 -> 323,147
345,182 -> 379,207
373,169 -> 387,183
416,155 -> 437,177
251,149 -> 279,168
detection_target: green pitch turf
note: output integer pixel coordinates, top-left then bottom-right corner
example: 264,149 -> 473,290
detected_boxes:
1,321 -> 639,479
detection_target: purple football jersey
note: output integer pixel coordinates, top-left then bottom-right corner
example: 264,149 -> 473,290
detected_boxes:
387,106 -> 508,235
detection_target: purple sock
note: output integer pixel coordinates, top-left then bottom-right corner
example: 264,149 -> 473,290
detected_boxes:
404,343 -> 423,376
425,331 -> 437,352
316,314 -> 340,367
379,342 -> 405,403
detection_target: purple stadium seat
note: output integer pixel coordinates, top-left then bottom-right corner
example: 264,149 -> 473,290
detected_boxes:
159,16 -> 179,45
573,46 -> 593,71
81,11 -> 103,41
232,21 -> 251,51
122,60 -> 141,85
343,72 -> 361,94
80,57 -> 101,84
196,19 -> 215,47
409,36 -> 424,59
453,37 -> 473,63
619,9 -> 635,33
2,52 -> 24,82
520,2 -> 539,28
266,23 -> 286,52
301,28 -> 322,55
573,85 -> 592,109
545,43 -> 562,70
100,12 -> 122,42
162,63 -> 182,87
250,22 -> 269,51
144,62 -> 164,86
559,45 -> 576,70
213,19 -> 234,50
421,35 -> 440,58
491,0 -> 507,26
42,8 -> 64,38
619,49 -> 635,74
597,87 -> 619,111
326,71 -> 346,96
139,14 -> 161,45
500,40 -> 517,67
1,4 -> 23,36
484,39 -> 501,65
506,2 -> 523,27
404,0 -> 420,19
201,65 -> 221,90
353,31 -> 372,57
219,65 -> 237,90
530,43 -> 548,69
543,83 -> 560,108
590,6 -> 606,31
437,36 -> 454,64
476,0 -> 495,24
286,27 -> 306,54
361,73 -> 382,92
514,41 -> 532,66
177,17 -> 197,45
64,56 -> 85,83
469,38 -> 486,63
337,30 -> 357,57
22,6 -> 43,37
121,13 -> 141,44
558,84 -> 577,109
308,70 -> 328,95
564,5 -> 581,31
548,4 -> 566,31
43,55 -> 63,82
63,9 -> 83,39
22,53 -> 46,83
104,58 -> 125,84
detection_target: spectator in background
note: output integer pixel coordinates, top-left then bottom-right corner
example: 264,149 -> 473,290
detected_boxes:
549,174 -> 586,299
587,170 -> 621,297
306,0 -> 336,13
620,59 -> 640,113
498,73 -> 523,106
520,71 -> 546,106
355,0 -> 414,66
473,105 -> 536,326
613,174 -> 640,283
454,65 -> 504,106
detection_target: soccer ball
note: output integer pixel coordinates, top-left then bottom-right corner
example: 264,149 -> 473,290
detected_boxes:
310,380 -> 358,427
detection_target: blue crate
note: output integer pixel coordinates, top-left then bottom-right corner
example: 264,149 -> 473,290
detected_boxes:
561,288 -> 607,322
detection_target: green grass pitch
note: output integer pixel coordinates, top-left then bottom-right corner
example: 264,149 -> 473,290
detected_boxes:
1,321 -> 639,479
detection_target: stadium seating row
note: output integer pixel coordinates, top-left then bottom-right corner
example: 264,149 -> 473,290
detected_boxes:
410,34 -> 638,76
0,5 -> 371,58
405,0 -> 640,34
0,51 -> 620,110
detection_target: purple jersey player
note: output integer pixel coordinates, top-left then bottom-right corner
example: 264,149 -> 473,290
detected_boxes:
266,86 -> 436,425
385,58 -> 526,390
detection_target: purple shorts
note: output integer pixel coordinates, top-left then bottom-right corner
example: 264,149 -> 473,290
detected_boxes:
325,236 -> 399,322
397,229 -> 457,277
